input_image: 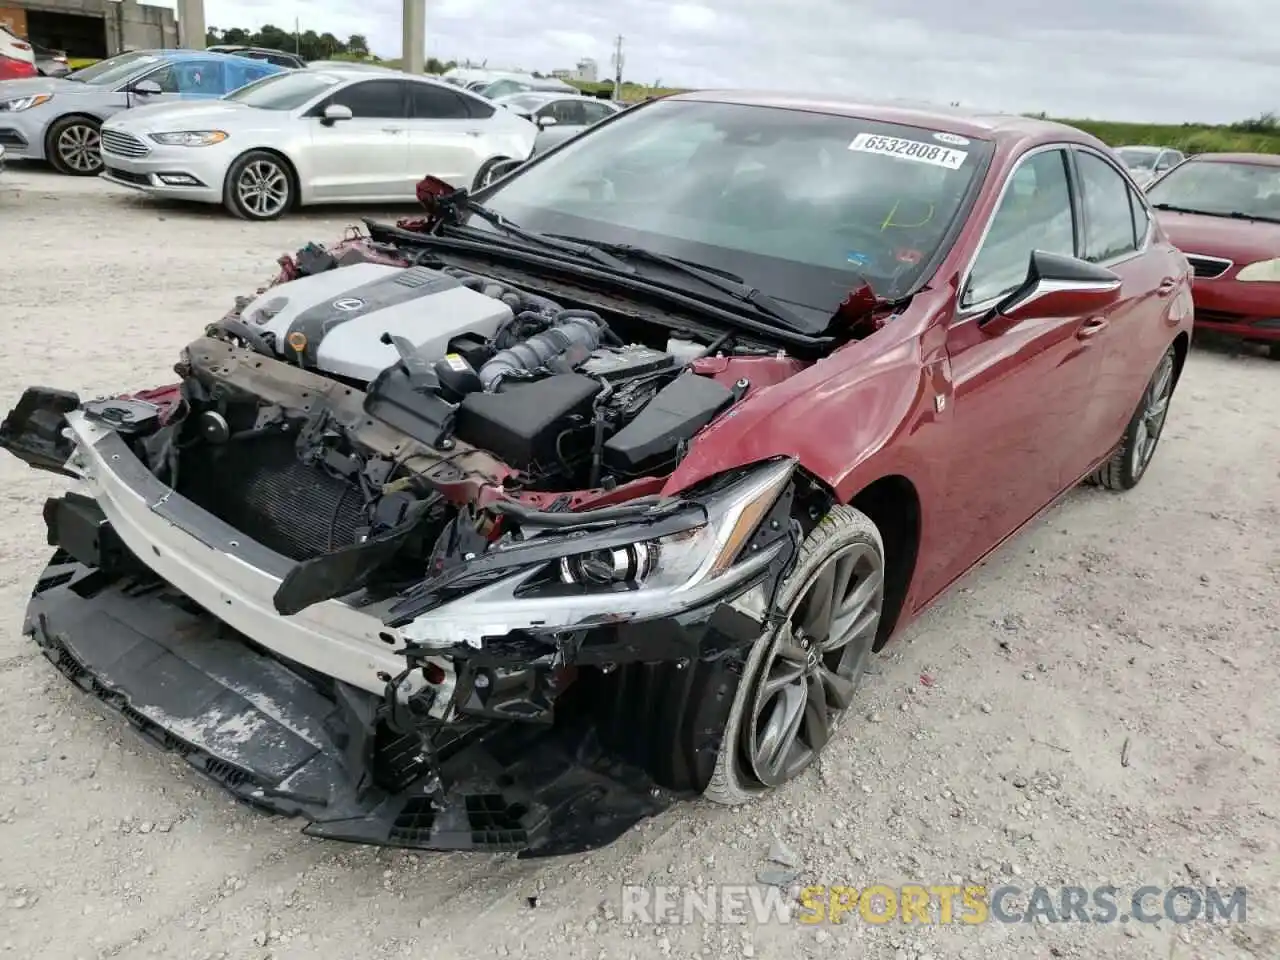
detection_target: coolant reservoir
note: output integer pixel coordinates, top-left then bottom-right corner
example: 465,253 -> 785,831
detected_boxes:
666,336 -> 709,365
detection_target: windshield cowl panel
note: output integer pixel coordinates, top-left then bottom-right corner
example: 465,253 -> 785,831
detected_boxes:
466,99 -> 993,313
1147,159 -> 1280,222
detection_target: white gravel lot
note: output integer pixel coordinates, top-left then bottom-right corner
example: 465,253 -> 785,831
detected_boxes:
0,165 -> 1277,960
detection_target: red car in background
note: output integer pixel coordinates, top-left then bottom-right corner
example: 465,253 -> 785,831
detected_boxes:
0,24 -> 37,80
1147,152 -> 1280,358
1,94 -> 1195,853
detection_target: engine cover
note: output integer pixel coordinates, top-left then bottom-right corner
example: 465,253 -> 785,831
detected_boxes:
240,263 -> 514,382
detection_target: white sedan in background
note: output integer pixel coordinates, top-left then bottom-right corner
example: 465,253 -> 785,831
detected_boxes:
98,67 -> 538,219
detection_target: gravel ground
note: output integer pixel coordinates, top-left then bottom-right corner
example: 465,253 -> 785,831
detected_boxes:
1,166 -> 1277,960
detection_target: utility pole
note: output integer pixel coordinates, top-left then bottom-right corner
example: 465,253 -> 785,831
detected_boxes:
611,34 -> 624,100
294,17 -> 300,55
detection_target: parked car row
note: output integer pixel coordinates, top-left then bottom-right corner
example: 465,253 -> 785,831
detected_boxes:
0,48 -> 622,214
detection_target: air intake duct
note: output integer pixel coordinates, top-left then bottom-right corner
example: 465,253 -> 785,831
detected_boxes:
478,311 -> 603,391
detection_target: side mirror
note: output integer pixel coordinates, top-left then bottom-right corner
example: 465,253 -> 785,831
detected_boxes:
132,79 -> 162,96
321,103 -> 353,125
536,115 -> 558,130
980,250 -> 1121,336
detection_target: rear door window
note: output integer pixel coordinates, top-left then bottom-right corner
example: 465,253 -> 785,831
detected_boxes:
1076,150 -> 1141,262
409,82 -> 471,119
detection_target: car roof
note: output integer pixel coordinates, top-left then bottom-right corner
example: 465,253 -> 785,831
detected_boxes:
1117,144 -> 1164,153
663,89 -> 1106,146
499,90 -> 596,104
126,48 -> 266,64
305,60 -> 399,73
1185,152 -> 1280,167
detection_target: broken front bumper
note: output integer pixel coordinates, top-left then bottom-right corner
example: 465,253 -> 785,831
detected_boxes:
25,557 -> 676,855
16,407 -> 783,854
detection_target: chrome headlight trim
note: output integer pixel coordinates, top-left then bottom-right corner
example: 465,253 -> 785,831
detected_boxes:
398,458 -> 798,649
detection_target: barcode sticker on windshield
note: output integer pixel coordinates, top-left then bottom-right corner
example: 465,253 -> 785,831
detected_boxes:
848,133 -> 968,169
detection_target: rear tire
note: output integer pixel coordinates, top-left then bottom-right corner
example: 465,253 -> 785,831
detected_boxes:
223,150 -> 295,221
472,156 -> 512,191
704,505 -> 885,805
46,116 -> 102,176
1090,343 -> 1177,491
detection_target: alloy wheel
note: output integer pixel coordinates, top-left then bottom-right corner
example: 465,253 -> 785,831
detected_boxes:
1130,350 -> 1175,478
58,124 -> 101,174
742,540 -> 884,787
236,160 -> 290,218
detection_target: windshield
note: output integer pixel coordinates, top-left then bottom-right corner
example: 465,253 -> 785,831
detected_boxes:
471,98 -> 992,309
224,70 -> 341,109
66,51 -> 160,86
1117,147 -> 1159,170
1147,159 -> 1280,219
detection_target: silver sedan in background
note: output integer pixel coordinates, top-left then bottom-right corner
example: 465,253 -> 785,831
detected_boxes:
494,91 -> 621,155
98,67 -> 538,219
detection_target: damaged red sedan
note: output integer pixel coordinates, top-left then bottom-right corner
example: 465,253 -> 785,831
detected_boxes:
1,92 -> 1194,856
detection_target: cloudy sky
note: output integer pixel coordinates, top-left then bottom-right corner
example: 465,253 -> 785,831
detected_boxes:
166,0 -> 1275,124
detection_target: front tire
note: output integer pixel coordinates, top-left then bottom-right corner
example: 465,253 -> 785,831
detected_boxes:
704,505 -> 885,805
1091,343 -> 1178,491
223,151 -> 295,221
46,116 -> 102,176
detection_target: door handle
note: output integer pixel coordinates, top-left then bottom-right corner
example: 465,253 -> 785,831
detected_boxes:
381,126 -> 403,134
1157,277 -> 1178,297
1077,316 -> 1109,340
465,129 -> 482,137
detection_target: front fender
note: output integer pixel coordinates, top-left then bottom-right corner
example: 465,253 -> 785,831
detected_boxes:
662,330 -> 946,506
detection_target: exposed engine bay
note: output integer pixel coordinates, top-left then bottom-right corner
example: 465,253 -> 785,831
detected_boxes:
132,241 -> 814,619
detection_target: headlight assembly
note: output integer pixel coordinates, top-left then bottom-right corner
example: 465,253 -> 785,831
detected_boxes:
0,94 -> 52,112
397,457 -> 798,649
148,130 -> 228,147
1235,258 -> 1280,282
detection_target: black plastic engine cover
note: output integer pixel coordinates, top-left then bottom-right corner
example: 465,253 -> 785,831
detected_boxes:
454,374 -> 600,469
603,373 -> 735,474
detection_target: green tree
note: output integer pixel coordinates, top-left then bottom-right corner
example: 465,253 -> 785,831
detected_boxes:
347,34 -> 370,58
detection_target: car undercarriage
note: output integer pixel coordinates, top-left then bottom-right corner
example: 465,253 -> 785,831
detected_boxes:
1,220 -> 864,856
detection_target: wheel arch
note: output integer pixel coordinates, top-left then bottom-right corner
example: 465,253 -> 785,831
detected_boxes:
1170,330 -> 1190,388
846,473 -> 922,651
42,112 -> 100,154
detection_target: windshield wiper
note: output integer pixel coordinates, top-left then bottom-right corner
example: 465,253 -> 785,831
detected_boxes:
1223,210 -> 1280,224
443,198 -> 634,272
1152,202 -> 1280,224
1151,203 -> 1211,215
545,236 -> 810,330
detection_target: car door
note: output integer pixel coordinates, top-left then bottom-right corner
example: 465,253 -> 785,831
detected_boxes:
406,81 -> 492,188
920,145 -> 1100,595
1069,147 -> 1181,468
306,78 -> 411,201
